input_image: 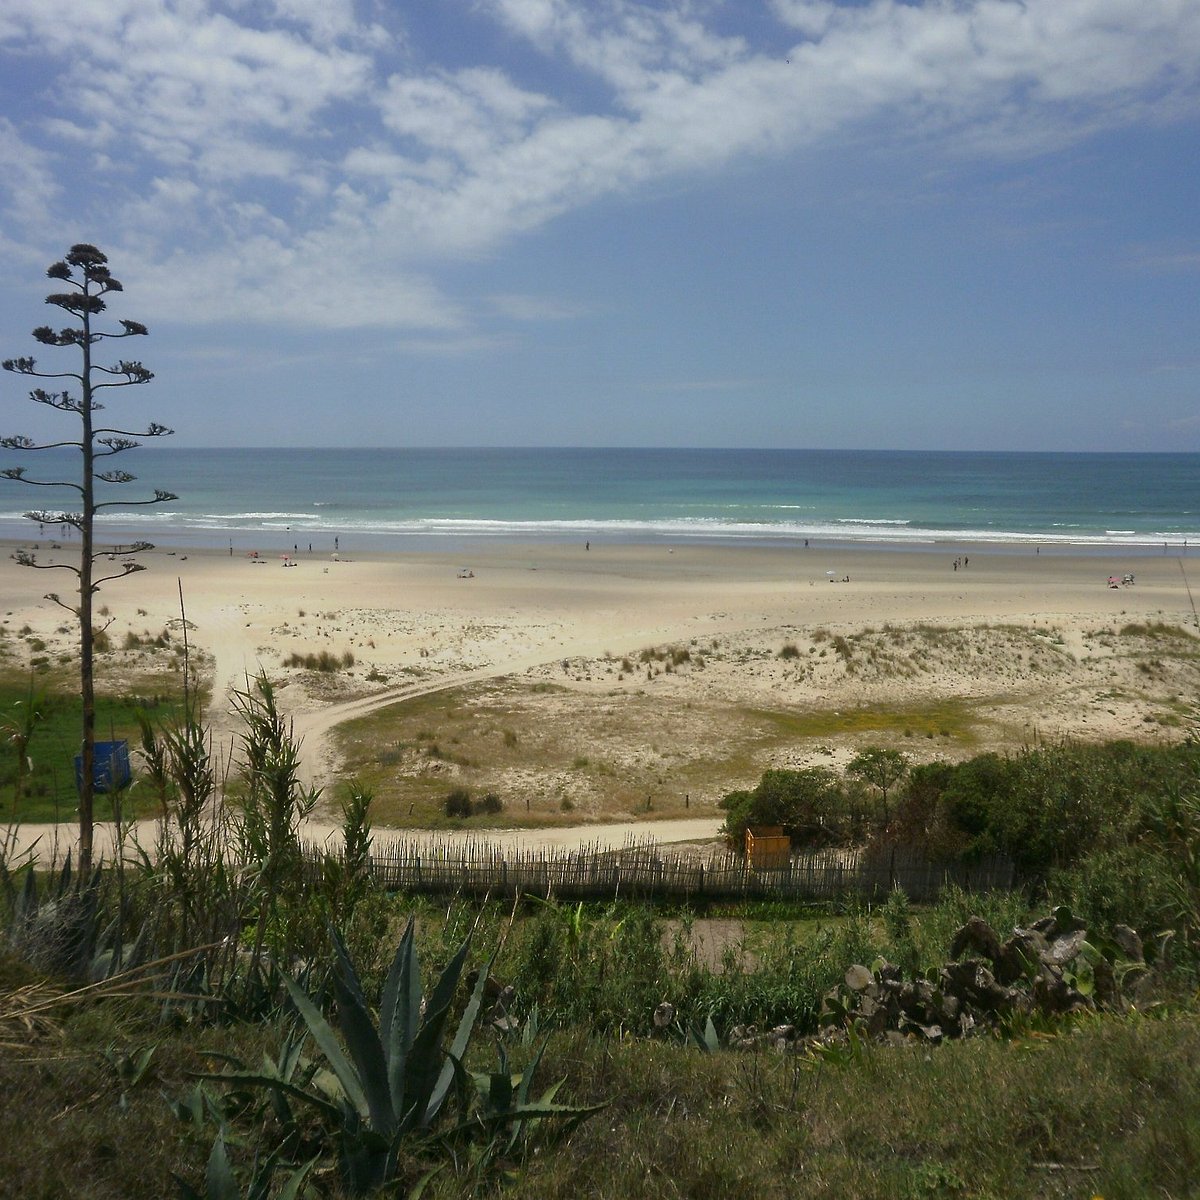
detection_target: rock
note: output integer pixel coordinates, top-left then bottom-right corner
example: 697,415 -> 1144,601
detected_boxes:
729,1024 -> 759,1050
1113,925 -> 1144,962
997,929 -> 1049,984
768,1025 -> 796,1052
653,1002 -> 675,1030
1046,930 -> 1088,965
1092,957 -> 1118,1007
942,959 -> 985,993
949,916 -> 1002,964
845,964 -> 874,991
1033,972 -> 1074,1013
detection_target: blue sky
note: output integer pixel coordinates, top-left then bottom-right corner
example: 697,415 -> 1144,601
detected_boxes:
1,0 -> 1198,451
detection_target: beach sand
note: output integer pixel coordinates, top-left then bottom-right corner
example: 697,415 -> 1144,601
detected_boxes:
2,537 -> 1198,849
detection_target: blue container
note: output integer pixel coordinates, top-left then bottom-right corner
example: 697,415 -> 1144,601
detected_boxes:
74,740 -> 133,794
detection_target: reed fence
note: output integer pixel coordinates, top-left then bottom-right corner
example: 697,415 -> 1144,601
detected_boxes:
304,836 -> 1016,903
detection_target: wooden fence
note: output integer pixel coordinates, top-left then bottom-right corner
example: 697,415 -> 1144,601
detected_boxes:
305,836 -> 1016,904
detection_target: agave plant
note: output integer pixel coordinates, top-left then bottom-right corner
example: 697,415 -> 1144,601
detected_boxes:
175,1134 -> 314,1200
206,919 -> 602,1195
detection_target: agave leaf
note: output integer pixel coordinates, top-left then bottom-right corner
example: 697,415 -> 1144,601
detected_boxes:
473,1069 -> 514,1117
204,1134 -> 238,1200
281,973 -> 370,1120
408,1163 -> 446,1200
56,852 -> 72,897
124,919 -> 153,972
689,1014 -> 720,1052
193,1069 -> 343,1123
380,917 -> 421,1115
414,935 -> 476,1127
399,999 -> 456,1132
426,945 -> 493,1123
330,926 -> 394,1135
507,1100 -> 607,1121
275,1157 -> 317,1200
502,1037 -> 548,1153
18,864 -> 37,924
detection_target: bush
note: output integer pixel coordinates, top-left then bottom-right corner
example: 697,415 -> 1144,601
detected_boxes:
445,788 -> 472,818
478,791 -> 504,814
719,767 -> 850,849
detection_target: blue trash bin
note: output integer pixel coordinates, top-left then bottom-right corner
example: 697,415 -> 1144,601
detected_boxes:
74,740 -> 133,794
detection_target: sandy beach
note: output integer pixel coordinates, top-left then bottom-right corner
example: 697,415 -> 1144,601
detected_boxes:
2,536 -> 1198,848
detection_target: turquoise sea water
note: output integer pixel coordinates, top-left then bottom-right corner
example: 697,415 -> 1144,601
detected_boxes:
1,447 -> 1197,554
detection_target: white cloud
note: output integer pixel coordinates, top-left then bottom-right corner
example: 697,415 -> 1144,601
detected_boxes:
2,0 -> 1199,331
487,293 -> 586,320
0,119 -> 61,235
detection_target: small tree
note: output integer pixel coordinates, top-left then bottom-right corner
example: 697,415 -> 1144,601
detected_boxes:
2,244 -> 175,871
847,746 -> 909,827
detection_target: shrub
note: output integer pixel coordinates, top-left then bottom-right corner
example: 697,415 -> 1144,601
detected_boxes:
445,788 -> 472,818
720,767 -> 849,848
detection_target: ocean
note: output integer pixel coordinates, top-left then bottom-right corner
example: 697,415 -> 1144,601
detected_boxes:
0,447 -> 1196,555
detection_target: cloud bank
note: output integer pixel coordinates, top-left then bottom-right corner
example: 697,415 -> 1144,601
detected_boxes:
1,0 -> 1197,330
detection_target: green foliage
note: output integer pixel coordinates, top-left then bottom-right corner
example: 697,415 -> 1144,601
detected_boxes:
445,787 -> 472,817
199,920 -> 602,1195
881,887 -> 919,976
846,746 -> 908,821
891,739 -> 1200,880
720,766 -> 849,848
232,674 -> 320,954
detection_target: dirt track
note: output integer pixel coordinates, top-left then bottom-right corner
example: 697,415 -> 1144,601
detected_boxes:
2,815 -> 724,866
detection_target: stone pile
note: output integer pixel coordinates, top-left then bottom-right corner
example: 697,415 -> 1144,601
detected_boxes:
817,907 -> 1148,1046
680,908 -> 1152,1054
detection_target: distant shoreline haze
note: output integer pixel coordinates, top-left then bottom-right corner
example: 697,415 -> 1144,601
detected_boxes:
0,447 -> 1195,555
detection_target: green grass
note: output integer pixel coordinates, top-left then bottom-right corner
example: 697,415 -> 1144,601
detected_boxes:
492,1012 -> 1200,1200
0,675 -> 189,822
745,699 -> 979,744
5,937 -> 1197,1200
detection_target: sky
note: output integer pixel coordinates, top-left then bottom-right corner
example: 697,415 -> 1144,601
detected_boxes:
0,0 -> 1198,452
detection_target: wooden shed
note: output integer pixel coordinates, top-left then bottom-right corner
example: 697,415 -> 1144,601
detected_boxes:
745,826 -> 791,870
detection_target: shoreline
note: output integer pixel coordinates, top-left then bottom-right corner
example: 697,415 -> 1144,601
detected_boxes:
4,521 -> 1197,559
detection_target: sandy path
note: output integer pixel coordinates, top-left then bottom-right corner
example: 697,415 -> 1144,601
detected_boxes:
2,815 -> 724,866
